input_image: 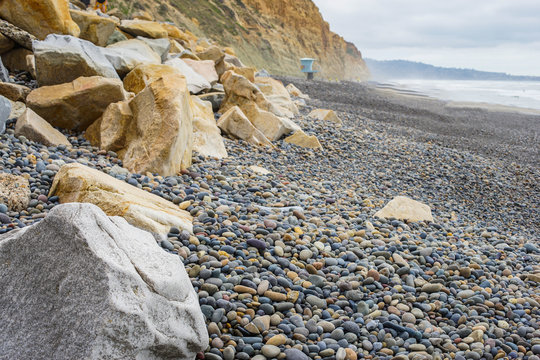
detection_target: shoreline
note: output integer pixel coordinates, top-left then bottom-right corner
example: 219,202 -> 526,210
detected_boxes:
369,79 -> 540,115
277,75 -> 540,167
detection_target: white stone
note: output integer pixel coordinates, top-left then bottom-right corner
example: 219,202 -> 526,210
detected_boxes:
103,39 -> 161,77
0,203 -> 208,359
374,196 -> 434,222
33,34 -> 119,86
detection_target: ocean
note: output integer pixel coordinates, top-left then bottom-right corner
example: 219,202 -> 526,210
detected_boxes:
376,79 -> 540,111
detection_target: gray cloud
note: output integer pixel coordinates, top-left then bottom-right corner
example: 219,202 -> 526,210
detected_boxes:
312,0 -> 540,75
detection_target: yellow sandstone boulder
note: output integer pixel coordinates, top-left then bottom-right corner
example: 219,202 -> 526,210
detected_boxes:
88,74 -> 194,176
121,74 -> 193,176
286,83 -> 309,99
123,64 -> 181,94
0,0 -> 80,40
284,130 -> 322,150
118,20 -> 168,39
190,96 -> 227,159
26,76 -> 128,131
229,66 -> 256,83
0,83 -> 31,103
15,108 -> 71,147
85,100 -> 133,153
220,71 -> 299,141
217,106 -> 271,147
196,45 -> 225,64
255,76 -> 299,117
69,9 -> 117,46
49,163 -> 193,235
308,109 -> 343,125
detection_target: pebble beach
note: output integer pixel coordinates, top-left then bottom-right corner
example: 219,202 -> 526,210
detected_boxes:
1,75 -> 539,360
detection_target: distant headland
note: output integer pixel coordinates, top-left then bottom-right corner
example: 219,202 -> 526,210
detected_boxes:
366,58 -> 540,81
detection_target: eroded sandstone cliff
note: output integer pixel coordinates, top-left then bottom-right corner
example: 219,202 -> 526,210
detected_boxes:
108,0 -> 369,80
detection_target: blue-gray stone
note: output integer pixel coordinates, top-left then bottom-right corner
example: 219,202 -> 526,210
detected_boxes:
0,95 -> 11,135
0,58 -> 9,83
285,348 -> 309,360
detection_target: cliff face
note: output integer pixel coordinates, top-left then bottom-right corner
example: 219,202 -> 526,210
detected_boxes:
108,0 -> 369,80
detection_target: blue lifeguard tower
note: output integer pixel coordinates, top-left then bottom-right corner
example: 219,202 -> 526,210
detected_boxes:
300,58 -> 318,80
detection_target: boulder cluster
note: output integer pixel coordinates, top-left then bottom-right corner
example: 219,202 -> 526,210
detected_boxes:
0,0 -> 327,179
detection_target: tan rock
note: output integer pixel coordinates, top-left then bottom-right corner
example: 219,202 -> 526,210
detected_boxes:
0,83 -> 31,103
85,100 -> 132,152
230,66 -> 255,83
255,77 -> 290,98
219,71 -> 298,140
266,334 -> 287,346
219,70 -> 281,117
375,196 -> 434,222
0,173 -> 30,212
9,101 -> 26,120
118,20 -> 168,39
162,23 -> 194,43
132,11 -> 153,21
123,64 -> 181,94
48,163 -> 192,235
242,102 -> 299,141
121,74 -> 193,176
15,108 -> 71,147
169,39 -> 185,54
223,53 -> 245,68
308,109 -> 343,125
190,96 -> 227,159
27,76 -> 128,131
0,0 -> 80,40
26,55 -> 36,79
217,106 -> 271,147
1,48 -> 33,73
255,76 -> 299,117
69,9 -> 117,46
215,58 -> 234,78
286,83 -> 308,99
182,59 -> 219,85
195,45 -> 225,64
284,130 -> 322,150
249,165 -> 271,175
179,51 -> 200,61
0,33 -> 14,55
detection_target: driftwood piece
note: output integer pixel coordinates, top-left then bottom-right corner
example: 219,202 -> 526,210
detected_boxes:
0,19 -> 37,50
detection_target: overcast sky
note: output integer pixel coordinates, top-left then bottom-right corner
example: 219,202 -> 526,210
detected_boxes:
312,0 -> 540,76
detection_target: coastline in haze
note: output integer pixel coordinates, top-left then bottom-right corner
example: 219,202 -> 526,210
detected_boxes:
366,59 -> 540,111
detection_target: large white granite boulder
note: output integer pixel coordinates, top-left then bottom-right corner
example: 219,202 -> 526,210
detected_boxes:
0,203 -> 207,359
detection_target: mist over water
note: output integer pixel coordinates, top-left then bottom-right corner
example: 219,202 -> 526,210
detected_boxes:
382,79 -> 540,111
